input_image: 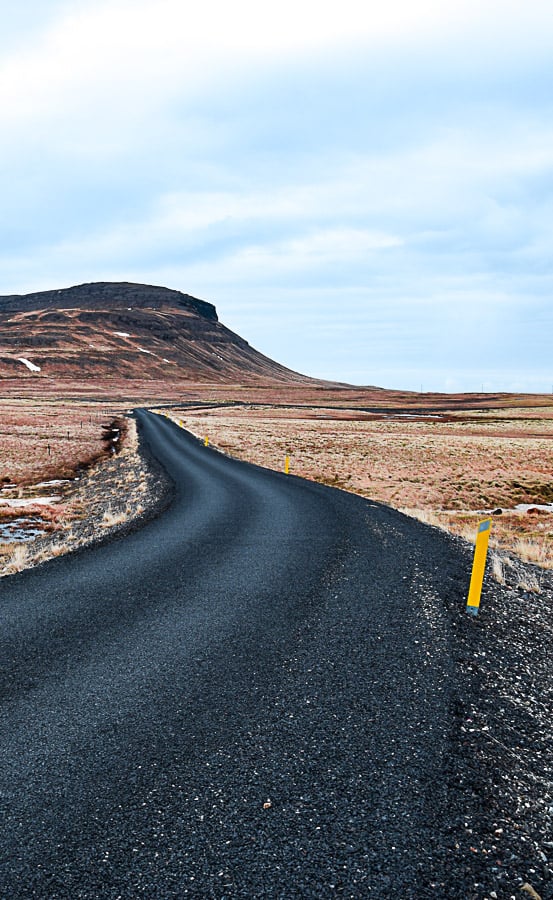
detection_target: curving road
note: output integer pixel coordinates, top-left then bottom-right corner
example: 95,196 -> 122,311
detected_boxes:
0,409 -> 470,898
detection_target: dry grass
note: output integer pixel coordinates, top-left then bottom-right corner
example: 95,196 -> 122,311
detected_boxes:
102,507 -> 128,528
2,393 -> 552,576
0,402 -> 136,546
3,544 -> 30,574
492,552 -> 543,593
0,412 -> 154,577
49,542 -> 71,558
0,399 -> 125,484
490,551 -> 506,585
516,569 -> 542,593
513,536 -> 552,568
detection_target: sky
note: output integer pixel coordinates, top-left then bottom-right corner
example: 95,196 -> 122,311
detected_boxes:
1,0 -> 552,393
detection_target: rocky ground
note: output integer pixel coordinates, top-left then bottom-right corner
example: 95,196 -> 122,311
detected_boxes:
434,530 -> 553,899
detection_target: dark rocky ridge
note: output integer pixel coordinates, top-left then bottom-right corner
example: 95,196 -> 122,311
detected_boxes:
0,281 -> 311,389
0,282 -> 218,321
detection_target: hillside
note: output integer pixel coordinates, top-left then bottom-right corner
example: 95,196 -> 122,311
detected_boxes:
0,282 -> 312,396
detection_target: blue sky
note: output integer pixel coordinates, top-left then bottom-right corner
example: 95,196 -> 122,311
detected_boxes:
1,0 -> 552,392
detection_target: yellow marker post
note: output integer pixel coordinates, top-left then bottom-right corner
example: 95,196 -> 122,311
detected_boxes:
466,518 -> 492,616
285,455 -> 290,475
204,436 -> 209,447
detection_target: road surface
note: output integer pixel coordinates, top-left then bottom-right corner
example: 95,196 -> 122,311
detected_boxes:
0,409 -> 469,897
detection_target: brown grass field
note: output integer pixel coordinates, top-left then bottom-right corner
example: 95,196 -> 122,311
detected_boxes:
161,400 -> 553,569
0,399 -> 126,484
1,389 -> 552,572
0,399 -> 127,566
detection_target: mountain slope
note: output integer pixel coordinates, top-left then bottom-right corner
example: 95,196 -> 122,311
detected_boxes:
0,282 -> 311,390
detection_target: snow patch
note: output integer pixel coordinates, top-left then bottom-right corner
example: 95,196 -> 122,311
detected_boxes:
386,413 -> 443,419
0,496 -> 61,508
137,347 -> 153,354
113,331 -> 131,338
515,503 -> 553,513
17,357 -> 41,373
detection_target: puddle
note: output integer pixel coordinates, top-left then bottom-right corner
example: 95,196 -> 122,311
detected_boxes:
0,517 -> 45,542
0,478 -> 69,545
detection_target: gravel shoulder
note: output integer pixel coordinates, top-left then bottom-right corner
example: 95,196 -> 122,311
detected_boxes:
441,532 -> 553,900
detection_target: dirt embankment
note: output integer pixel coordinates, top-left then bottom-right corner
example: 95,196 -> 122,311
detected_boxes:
0,415 -> 173,576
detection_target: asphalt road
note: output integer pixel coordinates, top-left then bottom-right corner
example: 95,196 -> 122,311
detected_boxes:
0,409 -> 471,898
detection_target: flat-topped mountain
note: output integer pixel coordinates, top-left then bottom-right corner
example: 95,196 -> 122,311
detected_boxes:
0,281 -> 311,393
0,282 -> 219,320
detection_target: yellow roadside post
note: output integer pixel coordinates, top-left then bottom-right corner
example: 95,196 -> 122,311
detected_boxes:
466,518 -> 492,616
204,436 -> 209,447
285,455 -> 290,475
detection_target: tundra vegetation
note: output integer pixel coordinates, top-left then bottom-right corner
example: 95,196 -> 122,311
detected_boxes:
0,400 -> 152,575
1,394 -> 552,575
163,403 -> 553,570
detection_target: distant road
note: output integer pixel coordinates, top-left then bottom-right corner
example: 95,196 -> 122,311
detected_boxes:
0,410 -> 469,897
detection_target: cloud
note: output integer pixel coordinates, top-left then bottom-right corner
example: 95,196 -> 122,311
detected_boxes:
2,0 -> 551,134
217,228 -> 403,278
1,0 -> 553,391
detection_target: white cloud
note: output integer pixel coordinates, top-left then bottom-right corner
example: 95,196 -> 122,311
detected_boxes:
230,229 -> 403,276
157,190 -> 307,232
2,0 -> 551,134
1,113 -> 552,293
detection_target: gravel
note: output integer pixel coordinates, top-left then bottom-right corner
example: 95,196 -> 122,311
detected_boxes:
438,537 -> 553,900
